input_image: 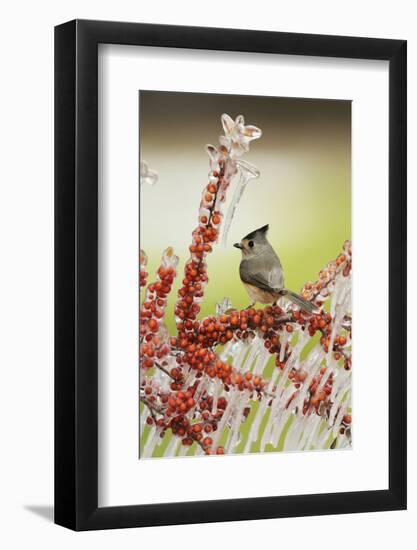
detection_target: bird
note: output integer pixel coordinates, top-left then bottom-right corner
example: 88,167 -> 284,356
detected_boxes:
233,224 -> 317,313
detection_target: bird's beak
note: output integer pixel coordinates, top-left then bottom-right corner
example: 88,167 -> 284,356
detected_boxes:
233,242 -> 243,249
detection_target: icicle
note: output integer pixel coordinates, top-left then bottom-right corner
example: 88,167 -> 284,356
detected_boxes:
268,407 -> 290,449
219,341 -> 233,361
279,331 -> 289,362
328,375 -> 351,428
254,347 -> 270,376
165,434 -> 180,458
315,421 -> 332,450
284,415 -> 306,451
221,160 -> 260,246
242,335 -> 261,372
139,407 -> 147,434
294,348 -> 324,412
211,378 -> 222,416
142,426 -> 159,459
243,392 -> 268,454
211,389 -> 239,449
226,391 -> 250,453
193,377 -> 208,406
332,404 -> 347,437
234,341 -> 250,370
302,414 -> 322,450
140,160 -> 158,186
178,442 -> 191,457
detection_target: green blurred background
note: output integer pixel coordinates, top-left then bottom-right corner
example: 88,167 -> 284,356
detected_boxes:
140,91 -> 351,334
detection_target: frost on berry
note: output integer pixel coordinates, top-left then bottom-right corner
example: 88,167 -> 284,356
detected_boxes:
216,297 -> 233,316
139,113 -> 352,459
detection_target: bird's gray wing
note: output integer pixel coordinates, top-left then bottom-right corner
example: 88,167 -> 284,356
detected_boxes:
240,260 -> 284,291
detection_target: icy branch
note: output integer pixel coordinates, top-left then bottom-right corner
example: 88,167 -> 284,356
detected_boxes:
139,113 -> 352,459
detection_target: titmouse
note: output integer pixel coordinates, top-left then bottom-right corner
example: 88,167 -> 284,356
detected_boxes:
234,224 -> 316,313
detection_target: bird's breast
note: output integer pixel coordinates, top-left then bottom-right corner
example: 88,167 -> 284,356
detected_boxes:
243,283 -> 278,305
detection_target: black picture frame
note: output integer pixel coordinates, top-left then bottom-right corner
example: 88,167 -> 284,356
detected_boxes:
55,19 -> 407,531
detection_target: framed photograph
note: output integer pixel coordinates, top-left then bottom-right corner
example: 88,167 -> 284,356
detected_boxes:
55,20 -> 407,530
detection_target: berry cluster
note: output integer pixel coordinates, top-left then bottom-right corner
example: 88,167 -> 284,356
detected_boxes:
139,113 -> 352,457
301,239 -> 352,308
140,247 -> 178,370
141,379 -> 228,454
293,310 -> 351,368
304,366 -> 334,414
140,241 -> 352,455
174,147 -> 232,325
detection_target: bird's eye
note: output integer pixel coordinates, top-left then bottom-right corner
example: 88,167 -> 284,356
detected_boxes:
248,240 -> 254,248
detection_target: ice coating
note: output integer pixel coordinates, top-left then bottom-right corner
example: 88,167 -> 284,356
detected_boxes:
140,160 -> 158,186
219,113 -> 262,158
139,247 -> 179,372
216,296 -> 233,316
221,159 -> 260,246
202,115 -> 263,246
140,249 -> 148,288
174,114 -> 262,325
161,246 -> 179,269
140,243 -> 352,457
139,112 -> 352,458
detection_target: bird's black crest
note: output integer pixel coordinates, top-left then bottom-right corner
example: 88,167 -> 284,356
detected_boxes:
243,224 -> 269,240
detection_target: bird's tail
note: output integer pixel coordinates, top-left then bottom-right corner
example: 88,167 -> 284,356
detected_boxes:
281,289 -> 318,314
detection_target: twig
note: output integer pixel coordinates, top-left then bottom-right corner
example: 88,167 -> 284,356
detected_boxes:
154,361 -> 176,380
140,394 -> 165,419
